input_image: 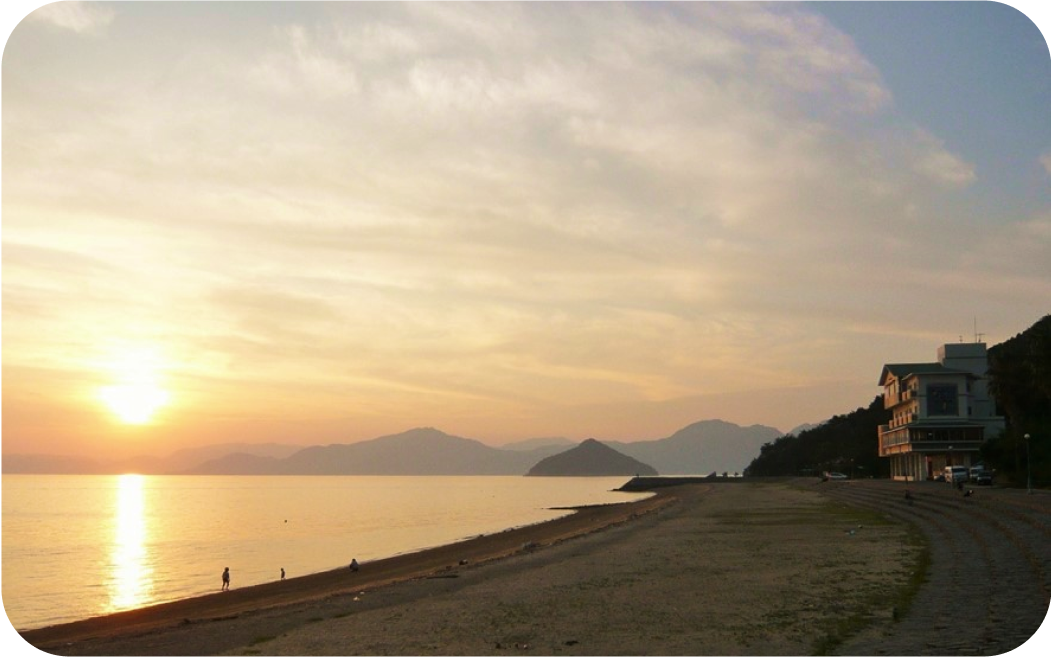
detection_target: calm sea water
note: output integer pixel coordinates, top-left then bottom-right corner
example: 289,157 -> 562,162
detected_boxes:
1,474 -> 646,631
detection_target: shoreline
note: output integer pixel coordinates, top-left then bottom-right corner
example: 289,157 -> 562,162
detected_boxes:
18,490 -> 674,653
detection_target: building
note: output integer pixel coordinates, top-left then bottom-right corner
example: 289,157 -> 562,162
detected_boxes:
878,342 -> 1004,481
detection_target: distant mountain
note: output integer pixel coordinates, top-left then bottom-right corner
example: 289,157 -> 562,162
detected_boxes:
2,453 -> 108,475
526,439 -> 658,477
787,423 -> 821,436
609,420 -> 781,475
500,436 -> 575,452
2,442 -> 307,475
184,452 -> 284,475
4,421 -> 777,476
210,428 -> 539,476
160,442 -> 303,472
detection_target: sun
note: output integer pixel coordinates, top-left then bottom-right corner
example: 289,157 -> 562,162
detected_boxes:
100,383 -> 170,424
96,345 -> 172,425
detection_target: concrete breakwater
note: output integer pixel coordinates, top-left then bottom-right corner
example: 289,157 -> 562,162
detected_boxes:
617,474 -> 754,491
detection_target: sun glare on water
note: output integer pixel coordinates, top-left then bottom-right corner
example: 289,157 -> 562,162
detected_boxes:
97,346 -> 172,425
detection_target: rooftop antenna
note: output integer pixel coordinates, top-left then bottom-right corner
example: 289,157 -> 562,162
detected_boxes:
973,317 -> 984,344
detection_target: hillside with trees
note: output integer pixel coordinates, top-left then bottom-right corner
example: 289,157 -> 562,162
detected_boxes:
743,396 -> 890,478
983,314 -> 1051,486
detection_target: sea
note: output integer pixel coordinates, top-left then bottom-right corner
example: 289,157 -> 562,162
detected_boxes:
1,474 -> 648,632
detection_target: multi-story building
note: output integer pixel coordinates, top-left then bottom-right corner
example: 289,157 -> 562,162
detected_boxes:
878,342 -> 1004,481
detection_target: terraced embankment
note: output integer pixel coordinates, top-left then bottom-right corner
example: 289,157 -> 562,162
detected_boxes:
814,478 -> 1050,655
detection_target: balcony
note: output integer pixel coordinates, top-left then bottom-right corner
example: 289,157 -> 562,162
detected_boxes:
878,423 -> 986,457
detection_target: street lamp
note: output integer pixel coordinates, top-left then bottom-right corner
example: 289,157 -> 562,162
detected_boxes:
1024,433 -> 1032,495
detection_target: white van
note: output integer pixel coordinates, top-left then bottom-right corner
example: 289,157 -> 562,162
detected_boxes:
944,465 -> 968,484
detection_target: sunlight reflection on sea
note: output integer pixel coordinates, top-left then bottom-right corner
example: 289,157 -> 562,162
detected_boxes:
2,474 -> 646,631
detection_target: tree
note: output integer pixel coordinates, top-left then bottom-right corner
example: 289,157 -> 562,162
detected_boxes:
986,315 -> 1051,487
744,396 -> 889,477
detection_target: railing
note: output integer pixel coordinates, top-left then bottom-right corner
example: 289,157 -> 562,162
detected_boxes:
878,424 -> 985,456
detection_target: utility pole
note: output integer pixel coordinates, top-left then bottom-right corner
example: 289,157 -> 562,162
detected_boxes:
1025,433 -> 1032,495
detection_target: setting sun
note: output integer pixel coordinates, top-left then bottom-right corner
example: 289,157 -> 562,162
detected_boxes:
100,384 -> 170,424
95,345 -> 172,425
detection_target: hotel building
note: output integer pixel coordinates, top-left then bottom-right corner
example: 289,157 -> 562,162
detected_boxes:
878,342 -> 1004,481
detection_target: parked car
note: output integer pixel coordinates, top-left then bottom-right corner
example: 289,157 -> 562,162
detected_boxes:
824,471 -> 848,481
944,465 -> 969,484
969,466 -> 994,485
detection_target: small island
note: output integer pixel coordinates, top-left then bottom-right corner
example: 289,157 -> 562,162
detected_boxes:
525,438 -> 658,476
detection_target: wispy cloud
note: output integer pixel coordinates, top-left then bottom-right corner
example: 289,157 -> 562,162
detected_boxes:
3,2 -> 1047,452
27,1 -> 114,35
909,130 -> 976,187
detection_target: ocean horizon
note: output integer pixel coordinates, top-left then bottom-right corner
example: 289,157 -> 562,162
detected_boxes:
1,474 -> 648,631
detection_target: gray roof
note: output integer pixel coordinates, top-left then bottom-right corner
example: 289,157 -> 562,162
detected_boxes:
879,362 -> 972,386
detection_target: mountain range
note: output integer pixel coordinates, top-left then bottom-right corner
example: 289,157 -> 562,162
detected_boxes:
606,420 -> 781,475
2,421 -> 783,476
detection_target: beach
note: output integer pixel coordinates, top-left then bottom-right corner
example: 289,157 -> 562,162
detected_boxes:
16,479 -> 1051,656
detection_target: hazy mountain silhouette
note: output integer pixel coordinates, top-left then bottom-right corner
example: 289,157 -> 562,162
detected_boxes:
499,436 -> 575,452
787,423 -> 821,436
183,452 -> 284,475
3,421 -> 780,476
2,453 -> 109,474
526,439 -> 658,476
260,428 -> 539,475
608,420 -> 781,474
161,442 -> 303,472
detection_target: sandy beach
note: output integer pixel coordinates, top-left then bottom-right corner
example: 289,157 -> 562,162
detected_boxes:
16,479 -> 1051,656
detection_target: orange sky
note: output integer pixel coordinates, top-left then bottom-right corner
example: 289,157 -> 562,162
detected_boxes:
3,1 -> 1050,461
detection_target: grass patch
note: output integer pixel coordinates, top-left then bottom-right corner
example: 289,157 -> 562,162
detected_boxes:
714,483 -> 929,651
889,526 -> 931,618
810,523 -> 930,655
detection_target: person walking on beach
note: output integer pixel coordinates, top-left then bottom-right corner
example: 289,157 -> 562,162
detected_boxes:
280,567 -> 285,580
222,567 -> 230,591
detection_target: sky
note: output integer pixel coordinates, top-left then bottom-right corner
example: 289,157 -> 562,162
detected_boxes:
2,1 -> 1050,460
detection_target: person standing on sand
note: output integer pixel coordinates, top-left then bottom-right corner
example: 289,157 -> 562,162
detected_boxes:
222,567 -> 230,591
281,567 -> 285,580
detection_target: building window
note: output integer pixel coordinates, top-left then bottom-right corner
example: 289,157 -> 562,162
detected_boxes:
927,384 -> 958,416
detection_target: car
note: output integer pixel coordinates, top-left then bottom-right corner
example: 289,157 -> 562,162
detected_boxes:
944,465 -> 969,485
824,472 -> 848,481
970,466 -> 994,485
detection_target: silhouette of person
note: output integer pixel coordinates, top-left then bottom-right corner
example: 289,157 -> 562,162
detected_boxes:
350,558 -> 359,572
222,567 -> 230,591
280,567 -> 286,580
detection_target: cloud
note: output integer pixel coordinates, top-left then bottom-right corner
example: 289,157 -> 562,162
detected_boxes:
27,1 -> 114,35
909,130 -> 977,187
250,24 -> 361,99
2,2 -> 1045,446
